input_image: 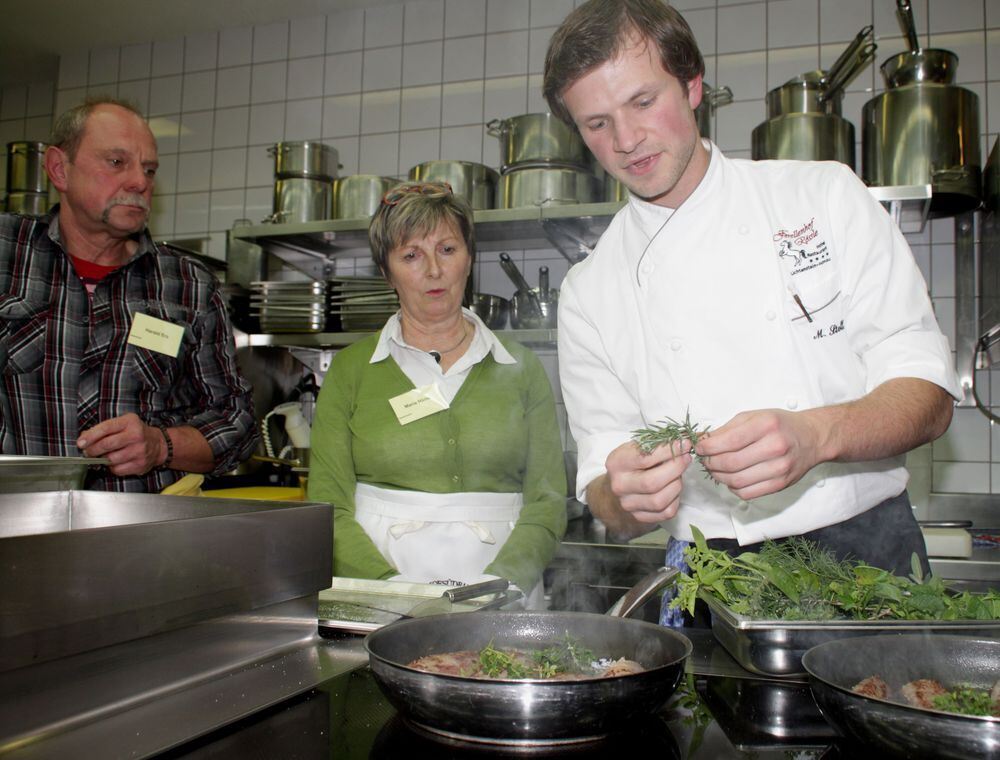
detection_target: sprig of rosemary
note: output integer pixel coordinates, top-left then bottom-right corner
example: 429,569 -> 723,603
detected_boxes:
631,410 -> 715,481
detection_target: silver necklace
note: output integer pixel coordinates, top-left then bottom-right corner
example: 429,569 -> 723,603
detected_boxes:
427,322 -> 469,364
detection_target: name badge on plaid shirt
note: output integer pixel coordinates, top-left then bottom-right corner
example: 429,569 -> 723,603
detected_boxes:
127,313 -> 183,357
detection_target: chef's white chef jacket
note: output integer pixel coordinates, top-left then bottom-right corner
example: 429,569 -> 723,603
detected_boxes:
558,141 -> 962,545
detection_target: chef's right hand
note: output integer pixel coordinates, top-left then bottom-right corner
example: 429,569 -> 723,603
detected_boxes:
594,439 -> 693,527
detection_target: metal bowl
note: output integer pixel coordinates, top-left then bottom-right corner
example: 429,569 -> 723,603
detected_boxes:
0,455 -> 109,493
469,293 -> 509,330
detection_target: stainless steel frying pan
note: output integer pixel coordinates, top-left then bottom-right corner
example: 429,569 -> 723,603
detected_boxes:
363,567 -> 691,745
803,633 -> 1000,759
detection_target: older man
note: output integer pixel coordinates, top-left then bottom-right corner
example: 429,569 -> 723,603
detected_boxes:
0,97 -> 258,491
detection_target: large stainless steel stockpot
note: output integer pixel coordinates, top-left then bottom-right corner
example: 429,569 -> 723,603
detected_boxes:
498,165 -> 601,209
271,177 -> 334,223
862,83 -> 980,218
753,113 -> 854,168
863,0 -> 981,216
268,141 -> 339,180
4,191 -> 50,217
408,160 -> 498,210
332,175 -> 396,220
752,26 -> 875,166
487,113 -> 589,169
6,141 -> 49,193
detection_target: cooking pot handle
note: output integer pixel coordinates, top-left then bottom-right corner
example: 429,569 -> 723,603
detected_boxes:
705,85 -> 733,109
606,565 -> 680,619
896,0 -> 921,52
486,118 -> 507,136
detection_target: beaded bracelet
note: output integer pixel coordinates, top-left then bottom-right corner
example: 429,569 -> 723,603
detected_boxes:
157,426 -> 174,468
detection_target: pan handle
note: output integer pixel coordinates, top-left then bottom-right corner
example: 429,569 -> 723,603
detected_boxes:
442,577 -> 510,603
896,0 -> 921,52
606,565 -> 680,619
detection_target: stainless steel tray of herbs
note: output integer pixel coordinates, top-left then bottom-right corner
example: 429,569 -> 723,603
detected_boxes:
700,590 -> 1000,678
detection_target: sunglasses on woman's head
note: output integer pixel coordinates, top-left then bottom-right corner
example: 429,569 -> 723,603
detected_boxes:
381,182 -> 454,206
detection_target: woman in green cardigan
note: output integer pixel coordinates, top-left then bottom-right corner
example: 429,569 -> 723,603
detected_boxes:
307,182 -> 567,605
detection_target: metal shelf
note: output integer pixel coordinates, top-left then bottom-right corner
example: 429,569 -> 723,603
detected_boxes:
235,328 -> 558,350
229,202 -> 624,279
867,184 -> 933,234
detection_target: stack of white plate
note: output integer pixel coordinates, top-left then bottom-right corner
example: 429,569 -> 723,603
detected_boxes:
328,276 -> 398,332
250,281 -> 327,333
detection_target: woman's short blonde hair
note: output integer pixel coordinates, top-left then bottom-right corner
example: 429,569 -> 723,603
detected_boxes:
368,182 -> 477,279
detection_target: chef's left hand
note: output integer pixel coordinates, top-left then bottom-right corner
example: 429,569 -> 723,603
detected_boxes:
694,409 -> 824,500
77,413 -> 166,476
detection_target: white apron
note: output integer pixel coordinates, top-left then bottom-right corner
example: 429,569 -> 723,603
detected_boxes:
354,482 -> 545,608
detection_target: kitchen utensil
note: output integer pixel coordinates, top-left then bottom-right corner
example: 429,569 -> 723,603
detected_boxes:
510,288 -> 558,329
6,141 -> 49,193
880,1 -> 957,87
695,83 -> 733,138
897,0 -> 921,52
498,252 -> 534,294
332,174 -> 396,219
803,634 -> 1000,759
4,191 -> 50,216
268,141 -> 339,181
0,455 -> 110,493
497,165 -> 602,208
700,589 -> 1000,678
468,293 -> 509,329
862,0 -> 979,217
538,265 -> 549,294
498,252 -> 546,324
403,578 -> 510,617
487,113 -> 590,170
407,160 -> 498,210
270,177 -> 334,224
364,566 -> 689,744
753,26 -> 875,166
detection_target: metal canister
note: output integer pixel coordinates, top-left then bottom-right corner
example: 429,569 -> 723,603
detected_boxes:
268,141 -> 339,181
862,83 -> 980,217
6,142 -> 49,193
332,175 -> 396,219
270,177 -> 334,223
408,160 -> 498,210
4,191 -> 50,216
498,165 -> 601,209
487,113 -> 589,170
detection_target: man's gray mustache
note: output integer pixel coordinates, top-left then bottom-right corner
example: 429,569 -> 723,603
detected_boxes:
101,195 -> 150,224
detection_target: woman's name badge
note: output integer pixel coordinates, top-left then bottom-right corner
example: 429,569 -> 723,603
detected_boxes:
127,313 -> 183,357
389,384 -> 449,425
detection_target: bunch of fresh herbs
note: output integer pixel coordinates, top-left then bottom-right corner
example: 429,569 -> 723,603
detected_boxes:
671,526 -> 1000,621
631,411 -> 716,481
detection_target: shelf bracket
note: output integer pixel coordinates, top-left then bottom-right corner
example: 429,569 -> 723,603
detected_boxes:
540,218 -> 597,264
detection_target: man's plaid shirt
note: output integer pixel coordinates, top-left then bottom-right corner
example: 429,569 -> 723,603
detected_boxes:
0,208 -> 259,491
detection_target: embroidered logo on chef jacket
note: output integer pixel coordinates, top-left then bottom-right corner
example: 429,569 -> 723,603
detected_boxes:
773,217 -> 843,336
772,217 -> 830,276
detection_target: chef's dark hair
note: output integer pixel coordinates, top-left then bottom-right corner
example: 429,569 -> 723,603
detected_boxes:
543,0 -> 705,127
368,182 -> 477,285
50,96 -> 147,161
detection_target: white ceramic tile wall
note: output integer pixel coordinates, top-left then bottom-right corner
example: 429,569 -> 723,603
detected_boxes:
16,0 -> 998,492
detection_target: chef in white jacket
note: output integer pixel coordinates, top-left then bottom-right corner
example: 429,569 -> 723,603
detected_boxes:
542,0 -> 961,616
